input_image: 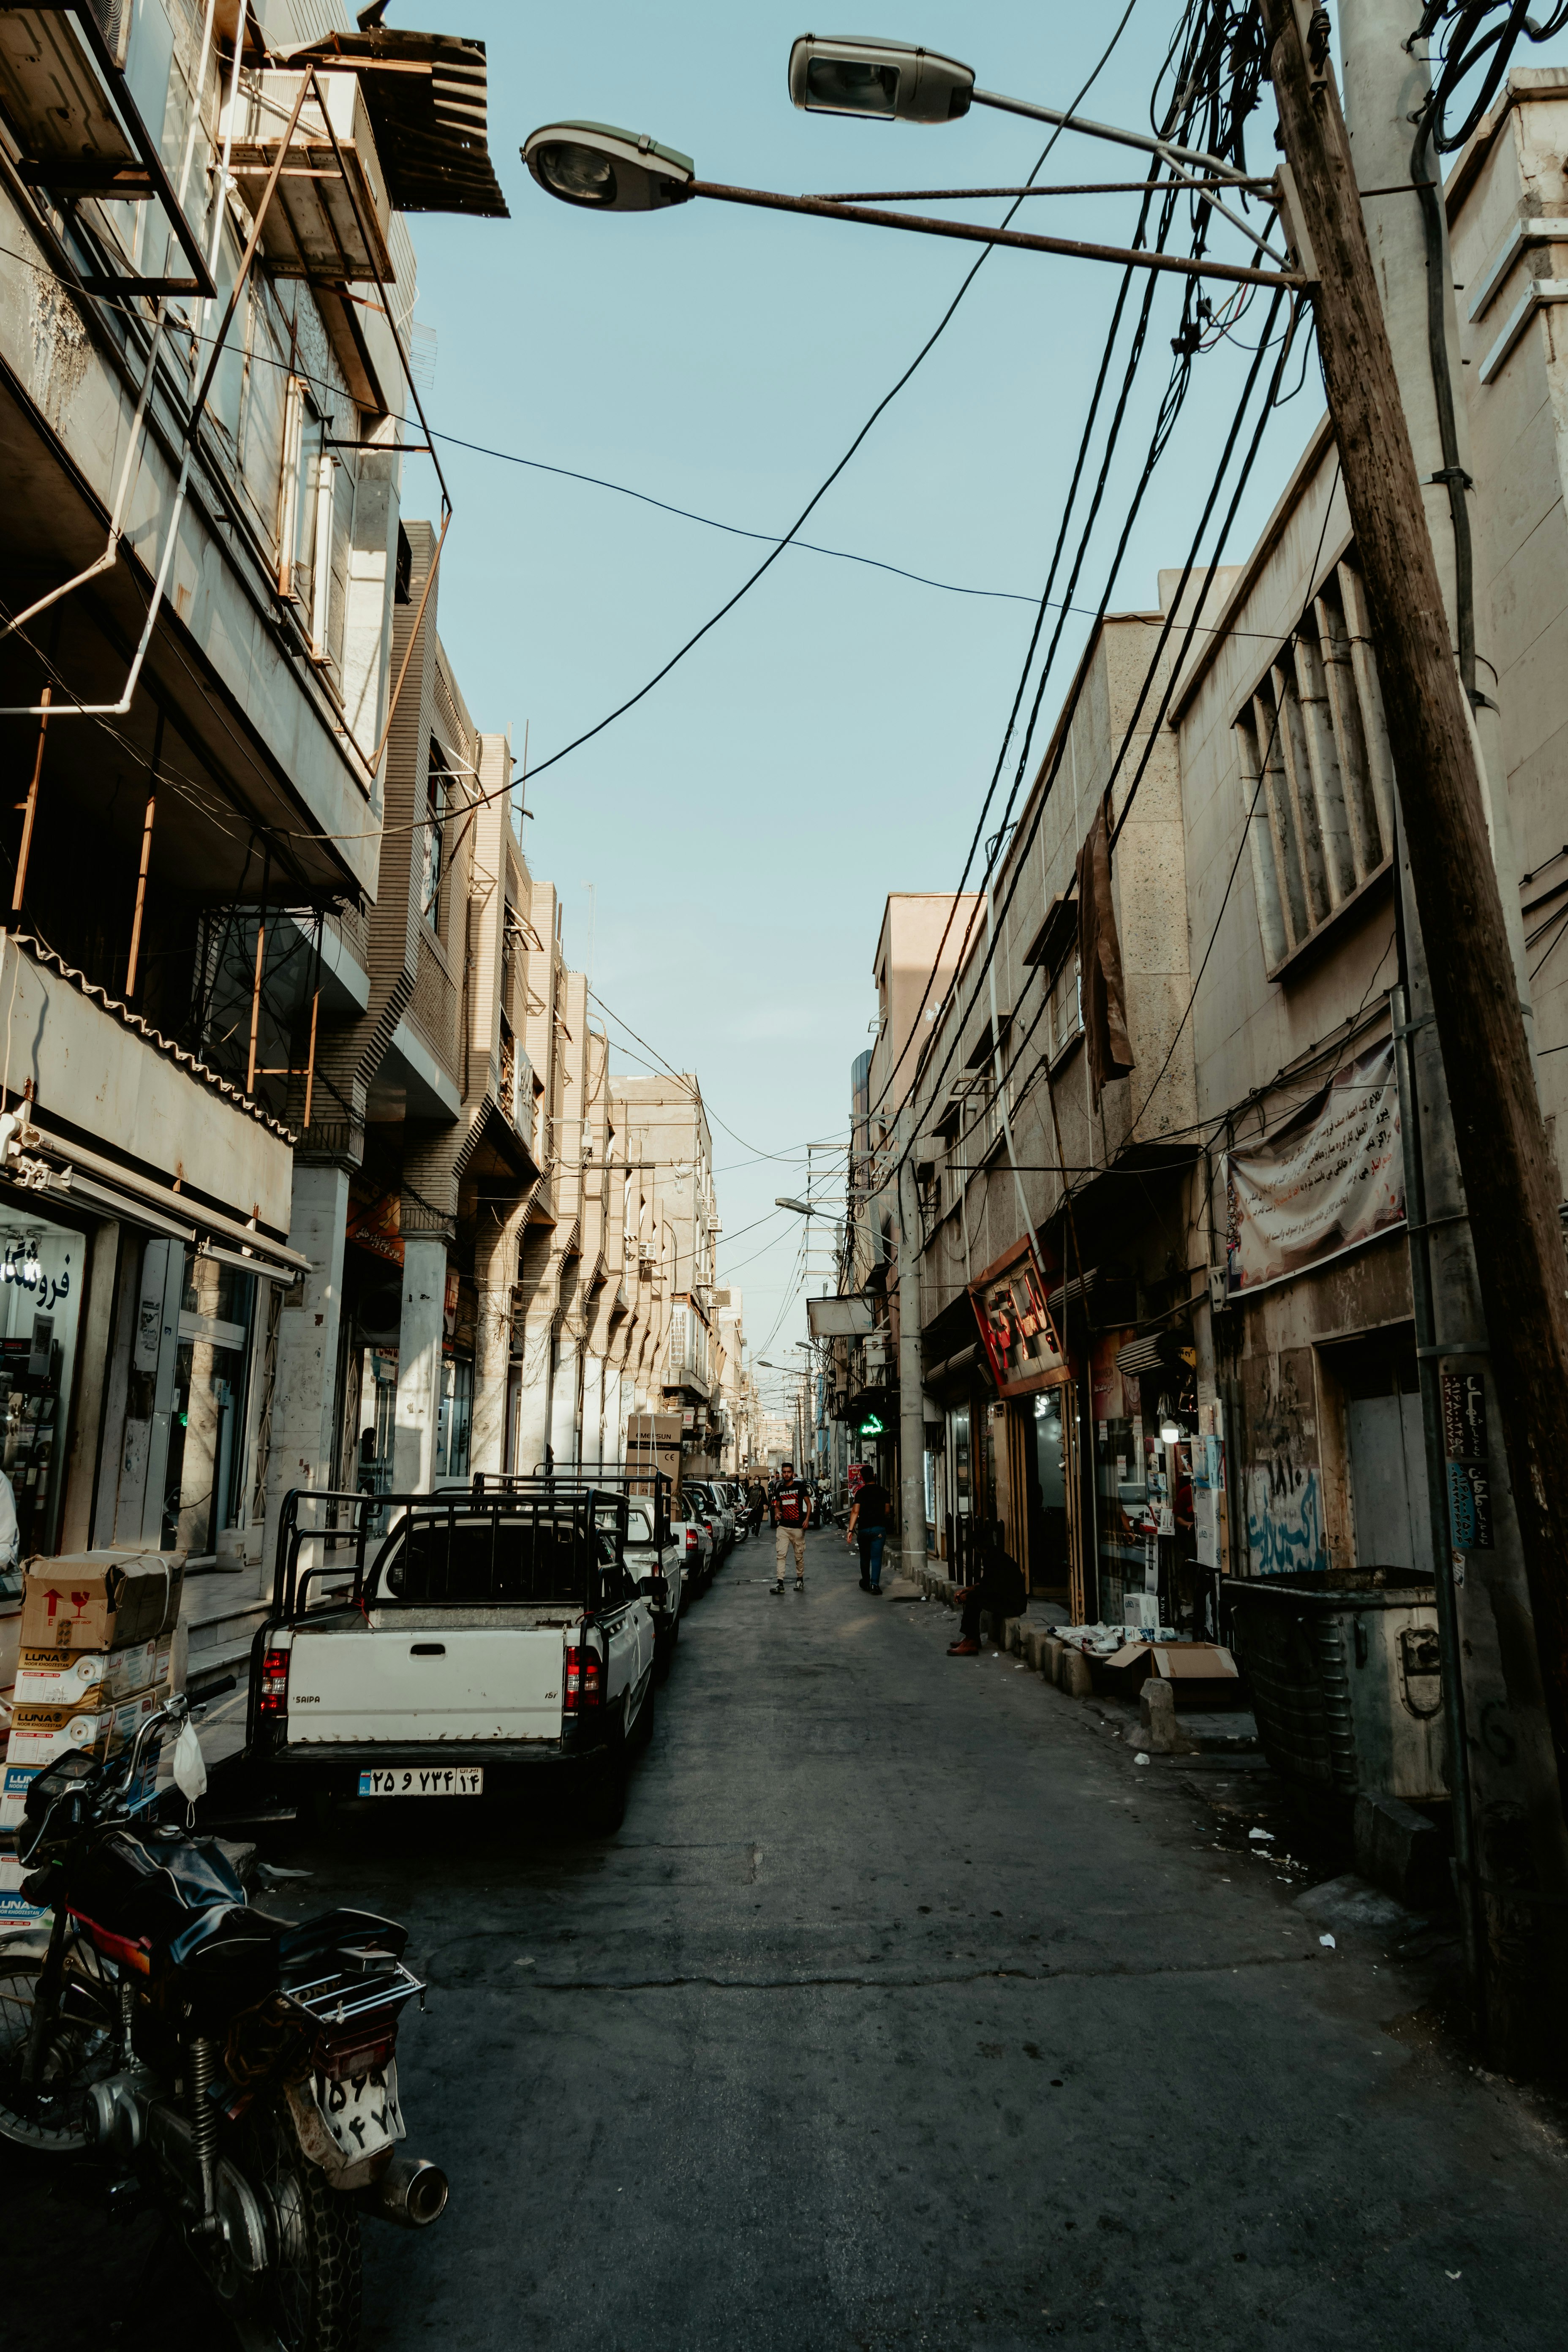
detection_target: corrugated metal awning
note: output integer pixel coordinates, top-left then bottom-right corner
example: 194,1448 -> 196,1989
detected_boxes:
284,28 -> 510,218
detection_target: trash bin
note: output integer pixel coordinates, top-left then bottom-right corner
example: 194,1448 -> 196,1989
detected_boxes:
1226,1573 -> 1446,1817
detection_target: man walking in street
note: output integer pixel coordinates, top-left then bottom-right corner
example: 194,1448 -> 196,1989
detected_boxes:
770,1461 -> 809,1594
846,1470 -> 889,1593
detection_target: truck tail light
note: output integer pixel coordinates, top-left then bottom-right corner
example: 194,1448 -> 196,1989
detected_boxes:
258,1647 -> 291,1717
563,1644 -> 603,1714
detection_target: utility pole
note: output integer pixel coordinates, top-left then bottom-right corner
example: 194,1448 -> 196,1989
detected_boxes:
896,1105 -> 926,1583
1263,0 -> 1568,2070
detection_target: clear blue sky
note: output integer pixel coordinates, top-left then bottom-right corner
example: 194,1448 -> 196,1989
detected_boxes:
392,3 -> 1538,1384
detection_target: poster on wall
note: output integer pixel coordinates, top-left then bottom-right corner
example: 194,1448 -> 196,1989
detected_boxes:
1224,1038 -> 1404,1297
969,1238 -> 1067,1399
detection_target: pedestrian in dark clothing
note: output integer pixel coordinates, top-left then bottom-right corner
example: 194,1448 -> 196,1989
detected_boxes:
947,1528 -> 1026,1655
846,1475 -> 890,1592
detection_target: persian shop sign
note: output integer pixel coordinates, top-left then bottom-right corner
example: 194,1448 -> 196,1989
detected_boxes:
968,1237 -> 1067,1399
1224,1038 -> 1404,1297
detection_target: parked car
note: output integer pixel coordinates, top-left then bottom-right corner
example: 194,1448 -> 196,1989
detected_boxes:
668,1495 -> 714,1592
612,1490 -> 683,1679
250,1483 -> 657,1834
686,1480 -> 735,1559
713,1480 -> 746,1543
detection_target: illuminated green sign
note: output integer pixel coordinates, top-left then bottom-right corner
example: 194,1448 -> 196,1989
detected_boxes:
858,1413 -> 885,1437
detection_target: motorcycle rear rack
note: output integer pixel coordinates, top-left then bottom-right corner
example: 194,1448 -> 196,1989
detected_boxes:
281,1958 -> 424,2027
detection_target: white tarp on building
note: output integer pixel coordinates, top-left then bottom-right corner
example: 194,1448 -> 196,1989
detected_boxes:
1224,1037 -> 1404,1296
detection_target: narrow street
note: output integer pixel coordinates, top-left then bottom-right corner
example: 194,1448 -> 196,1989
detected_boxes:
270,1533 -> 1561,2351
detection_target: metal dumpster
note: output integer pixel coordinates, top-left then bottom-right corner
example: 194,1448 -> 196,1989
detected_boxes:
1226,1573 -> 1446,1815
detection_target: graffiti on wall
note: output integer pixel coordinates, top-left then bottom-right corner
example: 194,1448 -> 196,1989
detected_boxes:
1246,1463 -> 1324,1576
1243,1347 -> 1328,1579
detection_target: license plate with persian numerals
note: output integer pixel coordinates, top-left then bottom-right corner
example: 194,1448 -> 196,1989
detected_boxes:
357,1766 -> 484,1796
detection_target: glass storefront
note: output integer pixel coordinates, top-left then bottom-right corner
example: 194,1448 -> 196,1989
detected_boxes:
0,1209 -> 84,1592
436,1356 -> 473,1482
163,1254 -> 257,1555
1026,1385 -> 1071,1596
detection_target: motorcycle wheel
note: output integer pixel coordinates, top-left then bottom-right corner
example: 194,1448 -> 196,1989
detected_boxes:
0,1949 -> 118,2151
243,2096 -> 362,2352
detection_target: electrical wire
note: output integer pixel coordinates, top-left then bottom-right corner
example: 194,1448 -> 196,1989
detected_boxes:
875,230 -> 1294,1172
859,1 -> 1268,1135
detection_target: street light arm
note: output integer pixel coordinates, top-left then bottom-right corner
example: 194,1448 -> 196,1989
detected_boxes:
691,180 -> 1303,292
971,90 -> 1285,264
972,87 -> 1255,189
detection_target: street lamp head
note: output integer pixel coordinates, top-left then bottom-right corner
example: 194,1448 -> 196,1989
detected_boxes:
775,1195 -> 812,1216
787,35 -> 973,125
522,121 -> 696,212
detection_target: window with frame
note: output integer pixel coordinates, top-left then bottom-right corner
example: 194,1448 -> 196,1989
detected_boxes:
1233,554 -> 1396,974
1048,950 -> 1082,1060
422,742 -> 449,931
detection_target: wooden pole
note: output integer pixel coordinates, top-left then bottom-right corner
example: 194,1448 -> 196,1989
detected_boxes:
125,710 -> 163,999
1260,7 -> 1568,1799
12,688 -> 49,914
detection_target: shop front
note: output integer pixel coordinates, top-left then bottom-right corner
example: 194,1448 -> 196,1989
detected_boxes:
968,1239 -> 1078,1603
0,937 -> 301,1690
0,1204 -> 87,1592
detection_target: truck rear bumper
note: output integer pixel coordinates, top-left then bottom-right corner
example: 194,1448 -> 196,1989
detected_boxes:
257,1737 -> 617,1796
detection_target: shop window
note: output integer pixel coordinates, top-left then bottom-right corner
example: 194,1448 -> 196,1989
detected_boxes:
1233,555 -> 1396,974
163,1255 -> 257,1557
0,1211 -> 84,1589
437,1357 -> 473,1483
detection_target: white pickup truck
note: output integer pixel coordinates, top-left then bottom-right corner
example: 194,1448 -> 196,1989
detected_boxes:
247,1481 -> 659,1832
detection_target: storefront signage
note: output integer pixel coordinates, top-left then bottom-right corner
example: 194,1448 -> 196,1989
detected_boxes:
858,1413 -> 885,1437
969,1237 -> 1067,1399
346,1192 -> 403,1266
0,1237 -> 69,1307
1223,1038 -> 1404,1296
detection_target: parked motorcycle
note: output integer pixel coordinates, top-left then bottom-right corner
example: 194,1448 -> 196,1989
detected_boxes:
0,1688 -> 446,2351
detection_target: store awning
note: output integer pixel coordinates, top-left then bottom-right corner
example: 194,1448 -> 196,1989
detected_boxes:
22,1126 -> 307,1279
1115,1327 -> 1195,1377
283,28 -> 510,217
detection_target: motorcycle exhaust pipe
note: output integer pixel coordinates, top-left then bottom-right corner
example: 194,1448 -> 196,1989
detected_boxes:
362,2154 -> 449,2229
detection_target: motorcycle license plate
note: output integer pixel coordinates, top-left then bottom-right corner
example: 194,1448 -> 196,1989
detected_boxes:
310,2056 -> 405,2164
357,1766 -> 484,1797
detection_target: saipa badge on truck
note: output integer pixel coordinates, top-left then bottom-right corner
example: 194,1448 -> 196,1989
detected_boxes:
248,1478 -> 665,1833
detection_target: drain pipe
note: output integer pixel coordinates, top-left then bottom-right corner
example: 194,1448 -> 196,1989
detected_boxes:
1391,982 -> 1483,2007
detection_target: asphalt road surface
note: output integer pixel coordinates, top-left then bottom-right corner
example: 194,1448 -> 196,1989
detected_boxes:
5,1526 -> 1567,2351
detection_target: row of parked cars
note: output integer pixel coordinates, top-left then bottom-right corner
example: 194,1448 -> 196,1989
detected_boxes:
245,1470 -> 765,1834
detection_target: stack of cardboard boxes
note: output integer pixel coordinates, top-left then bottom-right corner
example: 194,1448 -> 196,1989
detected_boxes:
0,1552 -> 184,1924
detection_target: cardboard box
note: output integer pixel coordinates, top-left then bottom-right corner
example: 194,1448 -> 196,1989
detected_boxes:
13,1637 -> 158,1709
1097,1639 -> 1240,1704
6,1685 -> 162,1770
0,1760 -> 38,1837
18,1553 -> 184,1653
0,1849 -> 46,1924
1152,1642 -> 1239,1684
0,1752 -> 156,1838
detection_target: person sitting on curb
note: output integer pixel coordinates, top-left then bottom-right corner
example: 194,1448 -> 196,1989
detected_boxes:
947,1524 -> 1026,1656
770,1461 -> 809,1594
845,1470 -> 890,1593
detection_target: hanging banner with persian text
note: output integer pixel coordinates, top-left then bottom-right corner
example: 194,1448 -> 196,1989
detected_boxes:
1224,1038 -> 1404,1297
